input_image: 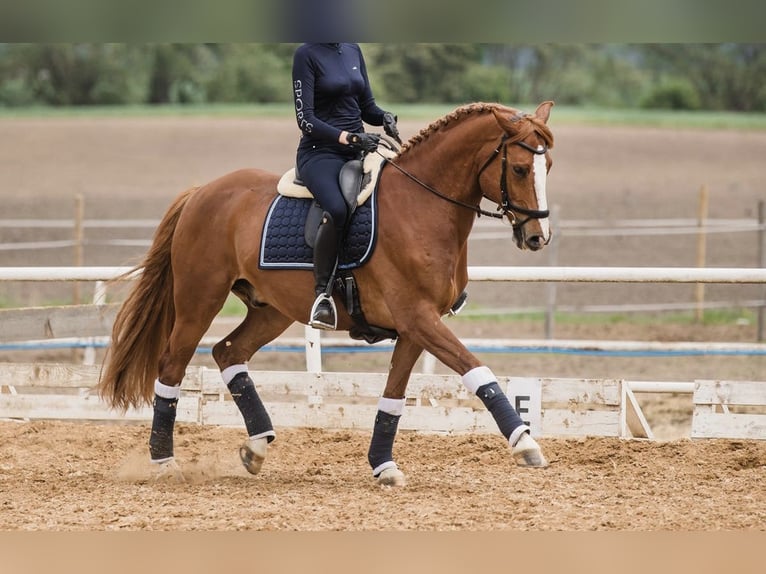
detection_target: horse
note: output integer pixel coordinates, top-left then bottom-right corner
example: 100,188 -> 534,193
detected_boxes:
98,101 -> 556,486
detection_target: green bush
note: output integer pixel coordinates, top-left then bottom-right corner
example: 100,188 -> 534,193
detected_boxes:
458,64 -> 512,103
640,79 -> 702,110
0,76 -> 37,106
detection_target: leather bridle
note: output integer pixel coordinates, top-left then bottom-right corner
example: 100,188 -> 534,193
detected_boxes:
477,133 -> 550,228
382,132 -> 550,234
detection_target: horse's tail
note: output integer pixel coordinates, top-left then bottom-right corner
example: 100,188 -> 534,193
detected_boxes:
98,187 -> 197,411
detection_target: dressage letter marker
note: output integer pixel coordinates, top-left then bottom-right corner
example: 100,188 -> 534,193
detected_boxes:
505,378 -> 542,436
515,395 -> 531,427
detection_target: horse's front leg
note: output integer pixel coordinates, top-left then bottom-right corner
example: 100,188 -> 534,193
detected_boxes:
399,308 -> 548,468
367,336 -> 423,487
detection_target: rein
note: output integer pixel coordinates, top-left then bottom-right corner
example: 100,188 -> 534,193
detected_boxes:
381,153 -> 502,219
380,133 -> 550,225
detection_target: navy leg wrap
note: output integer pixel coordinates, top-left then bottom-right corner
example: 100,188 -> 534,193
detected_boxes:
149,395 -> 177,460
367,410 -> 401,473
477,382 -> 525,440
227,372 -> 274,442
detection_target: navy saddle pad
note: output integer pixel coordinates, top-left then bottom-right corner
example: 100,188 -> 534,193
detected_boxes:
259,193 -> 377,271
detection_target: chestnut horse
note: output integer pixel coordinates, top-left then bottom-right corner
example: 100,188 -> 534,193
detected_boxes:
99,101 -> 555,485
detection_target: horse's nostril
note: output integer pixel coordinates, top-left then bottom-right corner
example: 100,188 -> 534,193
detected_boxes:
526,236 -> 544,251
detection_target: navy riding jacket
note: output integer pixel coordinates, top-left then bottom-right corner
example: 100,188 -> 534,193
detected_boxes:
292,43 -> 386,155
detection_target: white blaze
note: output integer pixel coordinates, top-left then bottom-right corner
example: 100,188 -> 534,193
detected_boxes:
532,146 -> 550,240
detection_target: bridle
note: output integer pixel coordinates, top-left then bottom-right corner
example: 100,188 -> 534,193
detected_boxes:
381,132 -> 550,231
477,133 -> 550,228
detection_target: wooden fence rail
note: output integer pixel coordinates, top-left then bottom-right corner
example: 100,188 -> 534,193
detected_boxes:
1,364 -> 763,440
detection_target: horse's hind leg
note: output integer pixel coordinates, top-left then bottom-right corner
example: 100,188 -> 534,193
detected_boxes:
149,277 -> 231,479
366,336 -> 424,487
211,304 -> 294,475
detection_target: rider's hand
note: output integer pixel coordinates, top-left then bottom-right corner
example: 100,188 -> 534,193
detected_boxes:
346,132 -> 380,152
382,112 -> 401,144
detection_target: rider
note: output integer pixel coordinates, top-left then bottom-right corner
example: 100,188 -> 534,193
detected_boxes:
292,42 -> 400,330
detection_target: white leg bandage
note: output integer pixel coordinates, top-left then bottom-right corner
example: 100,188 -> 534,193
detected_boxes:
509,425 -> 530,447
154,379 -> 181,399
461,366 -> 496,394
221,364 -> 249,386
372,460 -> 398,477
378,397 -> 405,416
248,430 -> 276,441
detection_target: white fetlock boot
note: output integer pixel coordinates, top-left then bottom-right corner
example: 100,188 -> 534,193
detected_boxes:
239,436 -> 268,475
511,432 -> 549,468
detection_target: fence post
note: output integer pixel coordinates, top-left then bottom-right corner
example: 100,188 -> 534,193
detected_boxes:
695,185 -> 709,323
758,200 -> 765,342
304,325 -> 322,373
82,280 -> 108,366
73,194 -> 85,305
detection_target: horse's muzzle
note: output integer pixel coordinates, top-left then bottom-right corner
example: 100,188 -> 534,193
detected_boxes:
525,234 -> 546,251
513,225 -> 547,251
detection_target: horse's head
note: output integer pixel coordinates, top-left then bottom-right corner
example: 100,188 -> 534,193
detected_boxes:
479,101 -> 555,251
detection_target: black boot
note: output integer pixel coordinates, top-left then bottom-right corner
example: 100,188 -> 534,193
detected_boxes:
309,212 -> 339,330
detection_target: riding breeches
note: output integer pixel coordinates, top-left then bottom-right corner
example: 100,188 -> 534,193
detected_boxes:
296,150 -> 351,233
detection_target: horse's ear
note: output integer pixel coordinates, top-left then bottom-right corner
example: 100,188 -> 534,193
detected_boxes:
491,101 -> 555,133
534,101 -> 554,124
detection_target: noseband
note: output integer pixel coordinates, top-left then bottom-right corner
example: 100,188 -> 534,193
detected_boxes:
477,134 -> 550,228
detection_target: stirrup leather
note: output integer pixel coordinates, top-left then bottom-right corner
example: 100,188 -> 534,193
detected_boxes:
309,293 -> 337,330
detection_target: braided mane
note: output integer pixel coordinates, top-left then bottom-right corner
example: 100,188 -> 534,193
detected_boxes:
398,102 -> 553,157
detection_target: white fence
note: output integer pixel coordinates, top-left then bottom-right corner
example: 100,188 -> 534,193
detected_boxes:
1,364 -> 764,441
2,216 -> 764,246
4,212 -> 766,329
2,265 -> 766,370
2,264 -> 765,283
1,265 -> 764,440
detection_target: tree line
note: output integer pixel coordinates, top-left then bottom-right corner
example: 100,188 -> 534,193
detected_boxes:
0,43 -> 764,111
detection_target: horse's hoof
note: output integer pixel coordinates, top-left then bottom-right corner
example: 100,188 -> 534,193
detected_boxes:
239,437 -> 268,475
150,458 -> 186,483
511,433 -> 549,468
377,466 -> 406,487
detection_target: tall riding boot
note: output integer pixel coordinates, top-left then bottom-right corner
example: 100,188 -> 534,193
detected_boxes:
309,212 -> 339,330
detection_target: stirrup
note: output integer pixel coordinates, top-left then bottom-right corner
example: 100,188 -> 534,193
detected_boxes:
449,290 -> 469,316
309,294 -> 337,330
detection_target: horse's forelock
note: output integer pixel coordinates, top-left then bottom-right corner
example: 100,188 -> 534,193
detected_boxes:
505,115 -> 554,149
529,115 -> 554,148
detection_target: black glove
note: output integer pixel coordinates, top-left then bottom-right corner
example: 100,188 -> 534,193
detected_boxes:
346,132 -> 380,152
382,112 -> 401,144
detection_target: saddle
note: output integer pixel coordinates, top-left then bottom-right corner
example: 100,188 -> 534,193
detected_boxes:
277,136 -> 399,246
271,137 -> 401,343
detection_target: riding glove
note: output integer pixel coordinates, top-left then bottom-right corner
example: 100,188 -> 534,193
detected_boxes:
382,112 -> 402,144
346,132 -> 380,152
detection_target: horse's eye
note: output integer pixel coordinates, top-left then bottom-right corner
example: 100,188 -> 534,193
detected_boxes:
512,165 -> 528,177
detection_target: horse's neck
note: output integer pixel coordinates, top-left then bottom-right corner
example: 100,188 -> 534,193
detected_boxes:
391,115 -> 497,237
399,119 -> 493,194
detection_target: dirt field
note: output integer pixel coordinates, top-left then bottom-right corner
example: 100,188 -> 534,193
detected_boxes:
0,111 -> 764,530
1,420 -> 764,531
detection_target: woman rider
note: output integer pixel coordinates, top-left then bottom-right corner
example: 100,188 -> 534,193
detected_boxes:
292,43 -> 400,329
